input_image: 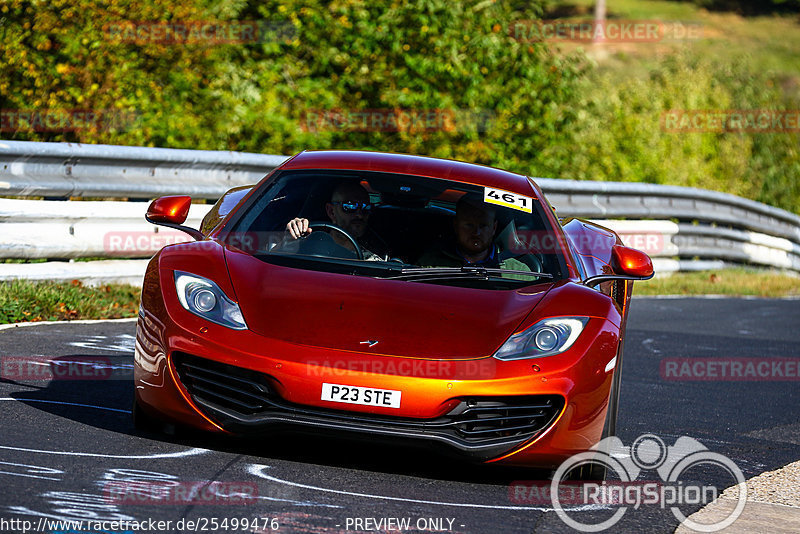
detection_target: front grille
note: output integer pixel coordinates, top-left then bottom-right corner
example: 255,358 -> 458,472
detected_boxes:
447,398 -> 562,441
173,353 -> 564,458
175,354 -> 273,415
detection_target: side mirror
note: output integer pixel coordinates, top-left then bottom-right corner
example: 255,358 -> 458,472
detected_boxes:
585,245 -> 654,287
147,195 -> 191,224
146,195 -> 204,240
611,245 -> 654,278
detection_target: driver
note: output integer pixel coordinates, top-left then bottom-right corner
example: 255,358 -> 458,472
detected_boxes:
285,180 -> 390,260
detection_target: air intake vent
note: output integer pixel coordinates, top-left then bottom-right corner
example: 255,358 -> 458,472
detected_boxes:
174,353 -> 274,415
449,398 -> 562,441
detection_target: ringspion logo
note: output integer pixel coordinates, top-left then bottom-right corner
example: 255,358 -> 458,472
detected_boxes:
550,434 -> 746,532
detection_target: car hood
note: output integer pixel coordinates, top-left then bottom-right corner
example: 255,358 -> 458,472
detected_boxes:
224,249 -> 552,360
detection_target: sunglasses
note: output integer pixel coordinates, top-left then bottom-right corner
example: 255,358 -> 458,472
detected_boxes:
331,201 -> 373,213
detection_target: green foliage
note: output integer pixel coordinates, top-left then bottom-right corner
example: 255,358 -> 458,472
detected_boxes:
559,53 -> 800,213
228,0 -> 586,173
0,0 -> 245,148
0,0 -> 797,214
1,0 -> 586,165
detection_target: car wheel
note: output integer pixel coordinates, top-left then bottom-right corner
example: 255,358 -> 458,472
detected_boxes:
132,394 -> 194,438
601,341 -> 623,441
564,461 -> 608,481
560,342 -> 624,482
132,394 -> 185,436
132,394 -> 161,433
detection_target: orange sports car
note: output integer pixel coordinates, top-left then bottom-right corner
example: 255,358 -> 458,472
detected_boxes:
133,150 -> 653,470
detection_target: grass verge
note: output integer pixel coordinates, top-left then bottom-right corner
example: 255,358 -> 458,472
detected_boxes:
635,269 -> 800,298
0,269 -> 797,325
549,0 -> 800,83
0,280 -> 140,324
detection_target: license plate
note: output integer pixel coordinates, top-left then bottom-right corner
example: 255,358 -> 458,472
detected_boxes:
321,383 -> 402,409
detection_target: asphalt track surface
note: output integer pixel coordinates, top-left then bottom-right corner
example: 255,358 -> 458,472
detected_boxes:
0,297 -> 798,534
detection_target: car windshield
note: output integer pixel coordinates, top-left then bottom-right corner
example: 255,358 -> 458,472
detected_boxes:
223,170 -> 567,289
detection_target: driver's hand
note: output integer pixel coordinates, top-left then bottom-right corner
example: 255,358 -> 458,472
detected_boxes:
286,218 -> 312,240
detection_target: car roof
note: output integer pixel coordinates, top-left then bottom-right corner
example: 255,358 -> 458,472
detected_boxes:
281,150 -> 537,196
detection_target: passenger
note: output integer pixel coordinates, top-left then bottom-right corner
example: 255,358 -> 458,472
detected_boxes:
285,180 -> 390,260
417,193 -> 530,271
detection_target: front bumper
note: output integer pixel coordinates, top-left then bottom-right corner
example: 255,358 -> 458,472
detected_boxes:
134,292 -> 620,468
176,351 -> 565,460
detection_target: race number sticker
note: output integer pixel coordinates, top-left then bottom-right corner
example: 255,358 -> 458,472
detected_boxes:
484,187 -> 533,213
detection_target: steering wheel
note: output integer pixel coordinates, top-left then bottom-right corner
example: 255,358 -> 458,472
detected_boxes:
304,222 -> 364,261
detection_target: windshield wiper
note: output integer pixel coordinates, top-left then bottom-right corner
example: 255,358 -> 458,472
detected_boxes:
387,266 -> 553,281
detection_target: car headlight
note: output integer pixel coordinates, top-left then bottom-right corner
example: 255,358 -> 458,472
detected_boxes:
174,271 -> 247,330
493,317 -> 589,361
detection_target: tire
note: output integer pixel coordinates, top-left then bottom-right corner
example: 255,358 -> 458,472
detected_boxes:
565,461 -> 608,481
132,394 -> 163,434
561,341 -> 625,482
602,340 -> 624,440
133,394 -> 195,438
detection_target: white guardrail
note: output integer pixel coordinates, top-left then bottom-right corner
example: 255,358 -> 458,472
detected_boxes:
1,140 -> 799,285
